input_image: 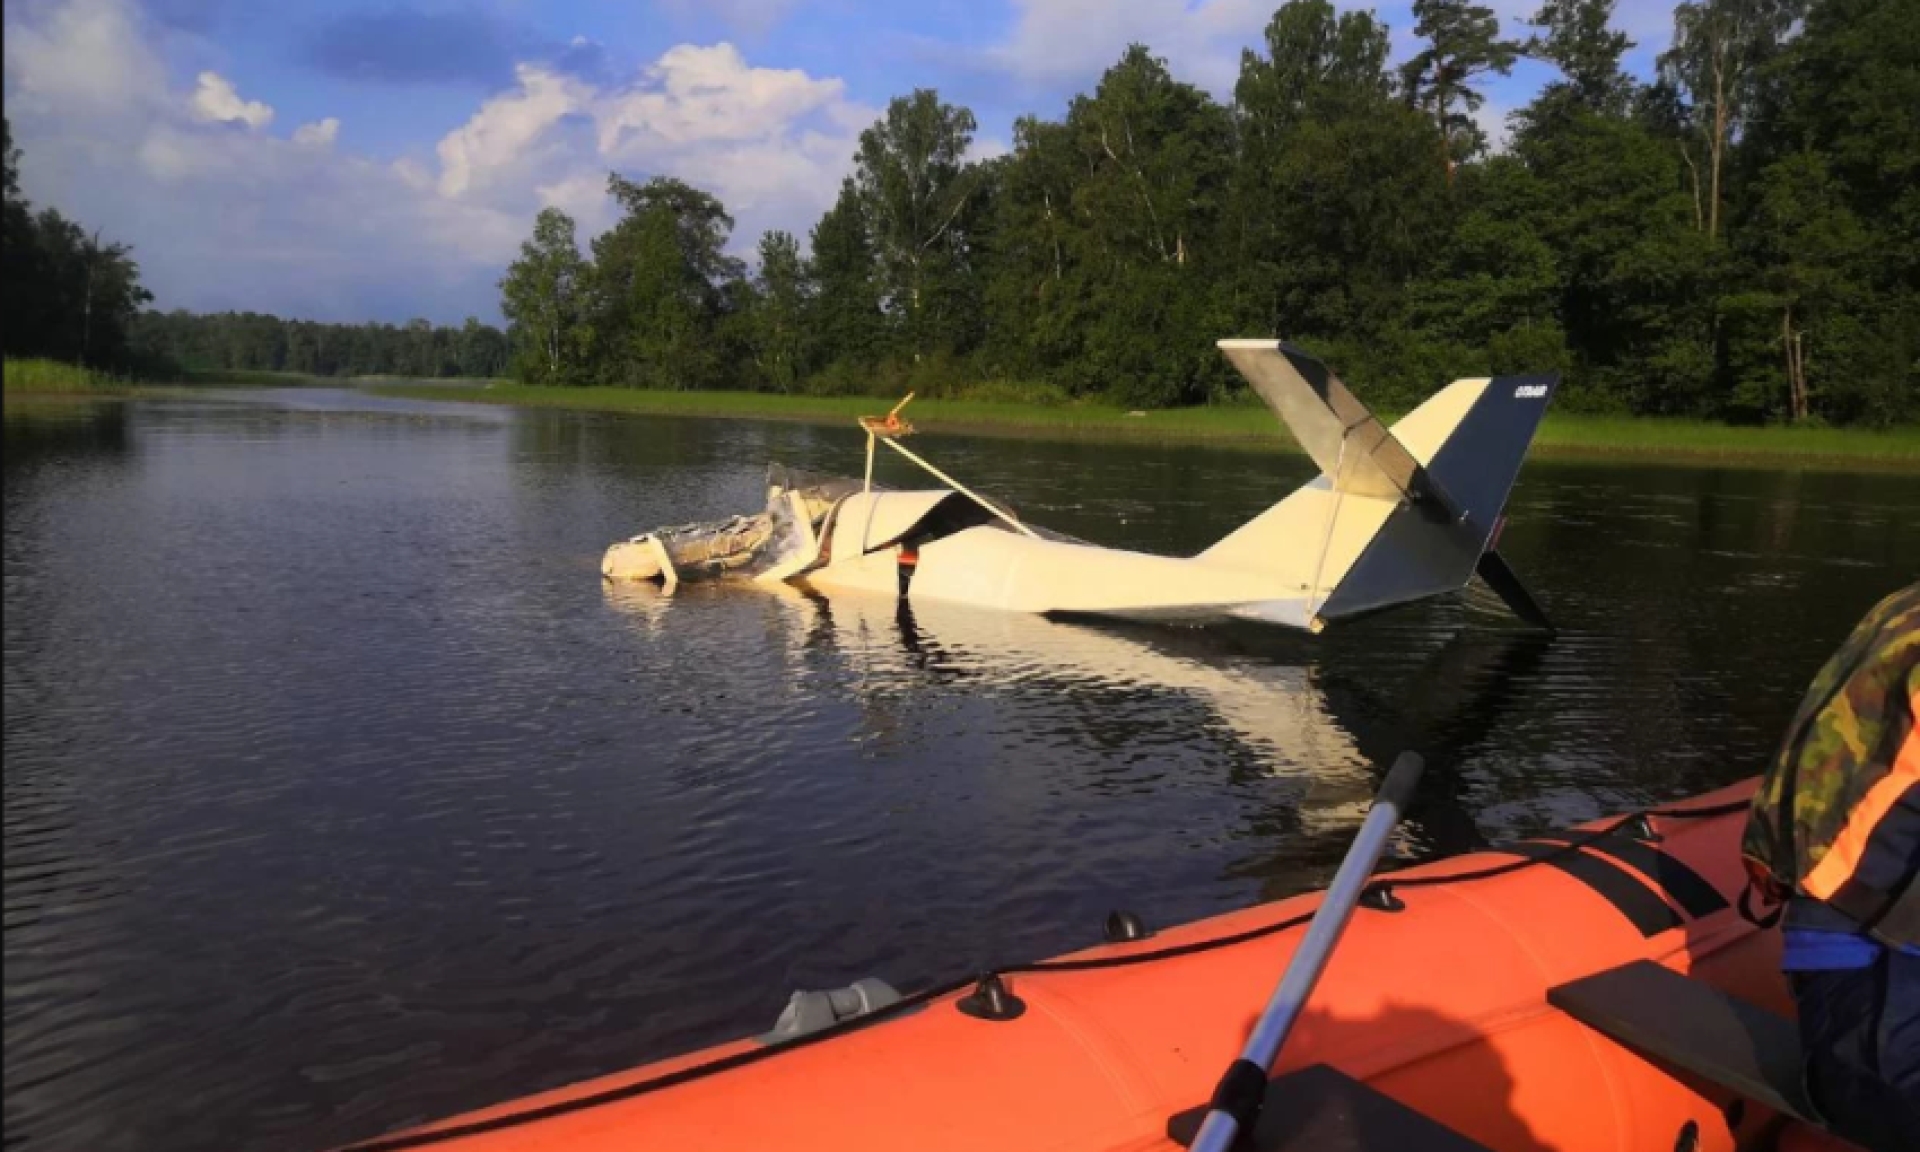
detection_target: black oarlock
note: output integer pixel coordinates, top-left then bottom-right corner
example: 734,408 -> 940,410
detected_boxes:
956,973 -> 1025,1022
1104,909 -> 1153,942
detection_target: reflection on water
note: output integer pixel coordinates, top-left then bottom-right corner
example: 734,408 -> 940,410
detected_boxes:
3,398 -> 132,459
4,388 -> 1916,1151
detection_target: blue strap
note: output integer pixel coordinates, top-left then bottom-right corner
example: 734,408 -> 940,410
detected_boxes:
1782,928 -> 1883,971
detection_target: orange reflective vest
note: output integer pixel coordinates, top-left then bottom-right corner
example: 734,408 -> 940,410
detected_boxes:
1742,582 -> 1920,948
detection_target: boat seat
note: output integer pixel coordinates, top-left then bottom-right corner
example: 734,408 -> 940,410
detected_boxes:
1165,1063 -> 1495,1151
1547,959 -> 1819,1124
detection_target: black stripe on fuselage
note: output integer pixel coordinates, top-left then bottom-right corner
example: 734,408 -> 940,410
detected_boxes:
1498,841 -> 1685,937
1529,832 -> 1730,921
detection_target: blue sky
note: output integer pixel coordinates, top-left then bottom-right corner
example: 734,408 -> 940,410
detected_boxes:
3,0 -> 1681,325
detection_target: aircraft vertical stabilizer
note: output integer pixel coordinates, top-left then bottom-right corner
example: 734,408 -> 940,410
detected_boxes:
1317,364 -> 1559,625
1211,339 -> 1558,629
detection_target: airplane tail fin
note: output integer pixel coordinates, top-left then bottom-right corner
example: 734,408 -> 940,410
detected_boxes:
1212,340 -> 1557,629
1217,339 -> 1444,508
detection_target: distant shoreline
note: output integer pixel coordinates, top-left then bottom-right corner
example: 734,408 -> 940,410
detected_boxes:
364,382 -> 1920,469
7,366 -> 1914,467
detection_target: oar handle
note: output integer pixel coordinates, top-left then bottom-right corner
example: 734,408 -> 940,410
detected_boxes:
1190,751 -> 1426,1152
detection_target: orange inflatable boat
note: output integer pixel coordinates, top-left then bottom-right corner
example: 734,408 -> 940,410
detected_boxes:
347,780 -> 1818,1152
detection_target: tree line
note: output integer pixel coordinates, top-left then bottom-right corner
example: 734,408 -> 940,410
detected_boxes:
3,118 -> 152,371
500,0 -> 1918,425
3,117 -> 510,383
129,311 -> 511,380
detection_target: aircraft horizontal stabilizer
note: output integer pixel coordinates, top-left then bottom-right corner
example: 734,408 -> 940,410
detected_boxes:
1217,339 -> 1457,518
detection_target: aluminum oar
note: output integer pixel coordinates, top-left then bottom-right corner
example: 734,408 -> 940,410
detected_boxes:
1189,750 -> 1427,1152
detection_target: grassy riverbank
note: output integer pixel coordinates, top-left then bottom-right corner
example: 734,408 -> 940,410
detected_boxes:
3,358 -> 134,393
3,359 -> 334,393
177,368 -> 329,387
370,382 -> 1920,466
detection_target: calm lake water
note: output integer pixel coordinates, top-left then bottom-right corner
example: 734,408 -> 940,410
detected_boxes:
4,389 -> 1916,1151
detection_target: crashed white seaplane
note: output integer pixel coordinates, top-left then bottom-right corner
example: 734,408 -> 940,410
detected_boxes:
603,340 -> 1559,632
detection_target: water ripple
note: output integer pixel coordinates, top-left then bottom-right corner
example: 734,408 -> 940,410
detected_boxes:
4,392 -> 1916,1150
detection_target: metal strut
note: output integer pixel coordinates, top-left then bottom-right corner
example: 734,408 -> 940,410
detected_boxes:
856,395 -> 1040,543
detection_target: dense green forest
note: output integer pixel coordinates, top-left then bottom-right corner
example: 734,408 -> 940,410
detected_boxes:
6,0 -> 1914,422
3,118 -> 152,371
501,0 -> 1918,425
129,310 -> 511,380
2,119 -> 510,382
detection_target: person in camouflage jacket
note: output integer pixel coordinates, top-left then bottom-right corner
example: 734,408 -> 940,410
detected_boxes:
1742,580 -> 1917,1150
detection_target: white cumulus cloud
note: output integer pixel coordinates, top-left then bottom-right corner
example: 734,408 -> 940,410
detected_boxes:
436,64 -> 593,199
596,43 -> 847,151
0,0 -> 164,116
2,0 -> 873,323
432,40 -> 873,254
190,70 -> 274,129
293,117 -> 341,147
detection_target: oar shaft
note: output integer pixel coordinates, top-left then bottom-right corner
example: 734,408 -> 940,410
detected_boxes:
1190,751 -> 1426,1152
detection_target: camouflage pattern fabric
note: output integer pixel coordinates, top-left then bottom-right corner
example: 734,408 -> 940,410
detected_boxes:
1744,582 -> 1920,897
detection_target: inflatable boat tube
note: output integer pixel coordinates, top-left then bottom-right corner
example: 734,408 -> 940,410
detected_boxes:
346,780 -> 1789,1152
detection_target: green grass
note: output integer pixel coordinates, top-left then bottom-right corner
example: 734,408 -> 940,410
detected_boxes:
171,369 -> 505,387
4,360 -> 337,392
376,382 -> 1280,438
3,358 -> 131,393
368,382 -> 1920,467
1529,414 -> 1920,462
347,373 -> 512,387
176,368 -> 332,387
